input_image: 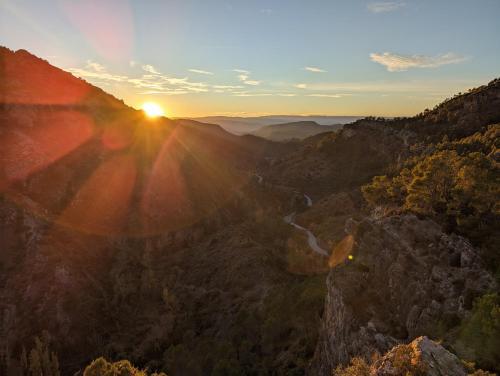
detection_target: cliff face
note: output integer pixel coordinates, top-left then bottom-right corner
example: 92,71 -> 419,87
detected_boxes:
311,214 -> 495,375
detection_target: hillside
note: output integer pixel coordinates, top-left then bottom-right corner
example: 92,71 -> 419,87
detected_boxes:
0,46 -> 498,376
263,78 -> 500,197
188,115 -> 360,135
0,47 -> 324,375
250,121 -> 342,141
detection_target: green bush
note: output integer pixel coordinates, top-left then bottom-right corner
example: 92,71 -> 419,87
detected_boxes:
455,293 -> 500,371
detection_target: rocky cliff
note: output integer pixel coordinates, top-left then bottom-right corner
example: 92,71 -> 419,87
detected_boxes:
311,214 -> 495,375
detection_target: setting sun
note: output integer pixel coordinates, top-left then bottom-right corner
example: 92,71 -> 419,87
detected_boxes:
142,102 -> 165,118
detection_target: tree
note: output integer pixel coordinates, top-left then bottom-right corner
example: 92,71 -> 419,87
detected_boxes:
455,293 -> 500,371
22,331 -> 60,376
361,175 -> 392,207
405,150 -> 459,215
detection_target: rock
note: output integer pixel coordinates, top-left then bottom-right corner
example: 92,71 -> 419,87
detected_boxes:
373,336 -> 467,376
311,214 -> 495,375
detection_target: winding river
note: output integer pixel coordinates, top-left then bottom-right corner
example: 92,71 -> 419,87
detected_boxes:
254,173 -> 328,257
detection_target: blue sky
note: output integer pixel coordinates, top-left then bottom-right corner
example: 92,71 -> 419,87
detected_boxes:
1,0 -> 499,117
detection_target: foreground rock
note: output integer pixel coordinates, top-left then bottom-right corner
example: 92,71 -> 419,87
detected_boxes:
311,214 -> 495,375
373,336 -> 466,376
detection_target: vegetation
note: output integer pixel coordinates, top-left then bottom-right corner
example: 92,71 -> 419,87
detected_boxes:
333,357 -> 371,376
1,46 -> 499,375
19,332 -> 60,376
84,357 -> 167,376
362,124 -> 500,266
455,293 -> 500,371
333,343 -> 428,376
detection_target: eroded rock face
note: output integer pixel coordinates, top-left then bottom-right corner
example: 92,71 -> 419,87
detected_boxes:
311,214 -> 495,375
373,336 -> 467,376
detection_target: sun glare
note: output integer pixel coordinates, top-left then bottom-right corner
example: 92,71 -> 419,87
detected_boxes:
142,102 -> 165,118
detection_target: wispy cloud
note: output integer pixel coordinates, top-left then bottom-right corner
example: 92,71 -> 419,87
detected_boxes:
295,83 -> 307,89
367,1 -> 405,13
233,69 -> 262,85
67,60 -> 128,82
370,52 -> 467,72
288,79 -> 481,95
244,80 -> 261,86
86,60 -> 106,72
189,68 -> 214,75
212,85 -> 244,90
68,61 -> 210,95
232,91 -> 272,97
142,64 -> 160,74
307,94 -> 342,98
305,66 -> 326,73
139,90 -> 189,95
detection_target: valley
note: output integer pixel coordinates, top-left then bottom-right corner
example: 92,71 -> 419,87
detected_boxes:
0,46 -> 499,376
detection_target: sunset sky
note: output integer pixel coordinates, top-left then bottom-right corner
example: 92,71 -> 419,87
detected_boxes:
1,0 -> 499,117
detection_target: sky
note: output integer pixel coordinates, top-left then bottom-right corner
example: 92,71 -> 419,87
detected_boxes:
1,0 -> 499,117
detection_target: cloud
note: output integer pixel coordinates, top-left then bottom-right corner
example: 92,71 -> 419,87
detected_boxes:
67,60 -> 128,82
142,64 -> 160,74
129,60 -> 137,67
367,1 -> 405,13
139,90 -> 189,95
232,91 -> 272,97
307,94 -> 343,98
370,52 -> 467,72
260,8 -> 273,15
212,85 -> 244,90
189,68 -> 214,75
68,60 -> 211,95
287,79 -> 481,95
295,83 -> 307,89
244,80 -> 261,86
305,66 -> 326,73
86,60 -> 106,72
233,69 -> 262,85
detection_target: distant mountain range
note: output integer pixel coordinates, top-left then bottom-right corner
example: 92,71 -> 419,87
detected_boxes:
184,115 -> 362,135
250,120 -> 343,141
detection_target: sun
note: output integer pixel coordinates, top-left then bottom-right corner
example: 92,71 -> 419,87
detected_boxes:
142,102 -> 165,118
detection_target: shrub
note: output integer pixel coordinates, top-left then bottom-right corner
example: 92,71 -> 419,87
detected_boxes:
83,357 -> 167,376
455,293 -> 500,371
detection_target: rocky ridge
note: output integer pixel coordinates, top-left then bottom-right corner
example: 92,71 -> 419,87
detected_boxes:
311,214 -> 495,375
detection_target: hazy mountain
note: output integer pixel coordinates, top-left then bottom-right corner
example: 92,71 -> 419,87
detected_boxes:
250,120 -> 343,141
0,47 -> 498,376
185,115 -> 361,135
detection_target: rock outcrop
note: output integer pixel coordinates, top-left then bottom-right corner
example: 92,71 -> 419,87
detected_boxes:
311,214 -> 495,375
373,336 -> 467,376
